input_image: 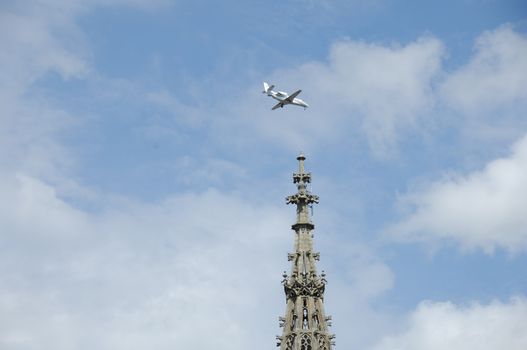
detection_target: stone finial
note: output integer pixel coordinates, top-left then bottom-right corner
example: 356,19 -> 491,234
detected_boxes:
297,152 -> 306,173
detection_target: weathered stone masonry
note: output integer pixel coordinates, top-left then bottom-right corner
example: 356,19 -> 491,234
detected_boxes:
277,154 -> 335,350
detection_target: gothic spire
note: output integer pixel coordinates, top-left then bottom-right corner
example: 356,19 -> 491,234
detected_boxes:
277,154 -> 335,350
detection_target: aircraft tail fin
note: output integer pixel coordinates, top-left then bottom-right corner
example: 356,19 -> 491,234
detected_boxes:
262,82 -> 274,95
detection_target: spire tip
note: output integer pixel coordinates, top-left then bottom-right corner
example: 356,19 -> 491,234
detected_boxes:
297,152 -> 306,161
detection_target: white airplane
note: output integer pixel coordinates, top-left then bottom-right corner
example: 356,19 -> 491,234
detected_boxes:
262,82 -> 309,110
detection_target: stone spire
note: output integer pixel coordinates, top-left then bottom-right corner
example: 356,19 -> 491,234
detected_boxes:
276,154 -> 335,350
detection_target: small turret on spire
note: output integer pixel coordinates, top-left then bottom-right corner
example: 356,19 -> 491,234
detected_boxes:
286,154 -> 319,229
293,153 -> 312,184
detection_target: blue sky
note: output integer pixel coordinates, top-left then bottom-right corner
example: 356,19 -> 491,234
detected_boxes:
1,1 -> 527,349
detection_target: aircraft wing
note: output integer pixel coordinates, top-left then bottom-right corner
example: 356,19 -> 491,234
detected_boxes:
272,101 -> 284,110
285,89 -> 302,102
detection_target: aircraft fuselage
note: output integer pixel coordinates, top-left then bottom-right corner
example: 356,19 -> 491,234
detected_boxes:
263,82 -> 309,110
269,91 -> 309,108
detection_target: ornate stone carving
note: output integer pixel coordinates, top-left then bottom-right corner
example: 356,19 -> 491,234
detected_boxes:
283,273 -> 326,299
277,155 -> 335,349
285,192 -> 319,205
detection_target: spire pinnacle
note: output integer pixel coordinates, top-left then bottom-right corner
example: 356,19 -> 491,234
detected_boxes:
297,152 -> 306,173
287,154 -> 319,228
292,153 -> 312,185
277,155 -> 335,350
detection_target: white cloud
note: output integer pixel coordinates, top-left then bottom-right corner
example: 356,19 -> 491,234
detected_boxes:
316,37 -> 443,153
371,297 -> 527,350
224,36 -> 444,155
332,244 -> 395,300
442,25 -> 527,113
0,3 -> 87,180
323,244 -> 396,349
0,0 -> 173,182
438,26 -> 527,148
389,134 -> 527,253
1,2 -> 525,348
0,2 -> 297,347
146,89 -> 206,128
0,169 -> 395,350
213,26 -> 527,158
0,3 -> 90,93
172,155 -> 248,185
0,170 -> 293,350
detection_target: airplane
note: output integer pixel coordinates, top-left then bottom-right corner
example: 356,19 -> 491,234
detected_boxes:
262,82 -> 309,110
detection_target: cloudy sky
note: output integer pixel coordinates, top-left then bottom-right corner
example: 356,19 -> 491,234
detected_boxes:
1,0 -> 527,349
